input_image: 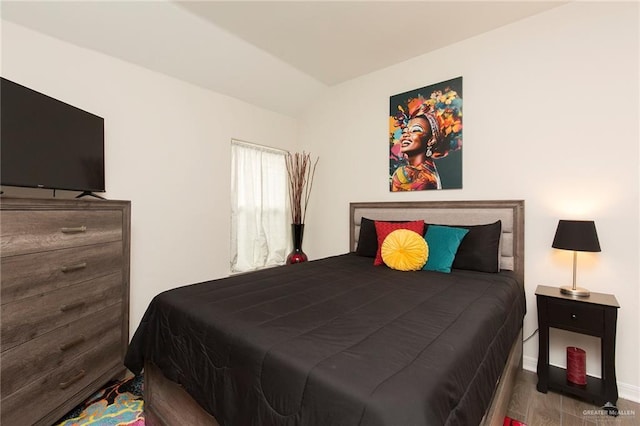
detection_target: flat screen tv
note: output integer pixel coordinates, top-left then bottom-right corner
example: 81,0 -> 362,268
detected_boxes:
1,77 -> 105,194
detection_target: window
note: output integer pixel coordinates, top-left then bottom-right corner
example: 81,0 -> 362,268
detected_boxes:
230,140 -> 288,272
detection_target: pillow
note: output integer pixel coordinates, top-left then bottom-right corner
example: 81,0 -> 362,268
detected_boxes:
355,218 -> 379,257
450,220 -> 502,273
356,217 -> 427,258
381,229 -> 428,271
423,225 -> 469,273
373,220 -> 425,266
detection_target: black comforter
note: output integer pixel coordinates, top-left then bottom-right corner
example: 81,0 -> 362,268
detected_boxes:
125,253 -> 525,426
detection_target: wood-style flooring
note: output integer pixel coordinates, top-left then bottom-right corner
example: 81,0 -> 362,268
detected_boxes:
506,370 -> 639,425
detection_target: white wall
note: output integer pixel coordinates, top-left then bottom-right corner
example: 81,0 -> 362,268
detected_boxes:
299,2 -> 639,400
1,21 -> 299,340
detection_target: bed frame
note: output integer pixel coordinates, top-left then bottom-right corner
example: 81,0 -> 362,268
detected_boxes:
143,200 -> 525,426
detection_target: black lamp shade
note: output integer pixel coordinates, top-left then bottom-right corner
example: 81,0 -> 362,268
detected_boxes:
552,220 -> 601,252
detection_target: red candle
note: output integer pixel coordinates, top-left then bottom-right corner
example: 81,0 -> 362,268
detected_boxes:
566,346 -> 587,385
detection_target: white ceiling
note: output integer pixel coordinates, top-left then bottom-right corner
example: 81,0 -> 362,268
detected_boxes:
1,1 -> 567,117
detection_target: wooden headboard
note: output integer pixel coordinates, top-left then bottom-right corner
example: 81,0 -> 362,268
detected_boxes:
350,200 -> 525,283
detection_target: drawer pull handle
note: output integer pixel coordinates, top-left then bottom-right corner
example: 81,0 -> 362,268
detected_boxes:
571,314 -> 577,319
59,335 -> 86,351
59,369 -> 86,390
60,301 -> 85,312
61,262 -> 87,273
61,226 -> 87,234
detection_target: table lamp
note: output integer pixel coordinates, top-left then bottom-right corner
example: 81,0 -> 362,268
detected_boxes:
552,220 -> 601,297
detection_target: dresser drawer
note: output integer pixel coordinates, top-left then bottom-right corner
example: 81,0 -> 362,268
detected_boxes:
0,328 -> 122,426
546,298 -> 604,335
1,304 -> 121,398
1,273 -> 122,351
1,209 -> 122,257
1,241 -> 122,305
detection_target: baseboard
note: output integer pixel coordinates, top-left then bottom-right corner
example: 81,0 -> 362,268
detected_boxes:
523,355 -> 640,403
618,382 -> 640,404
523,354 -> 537,374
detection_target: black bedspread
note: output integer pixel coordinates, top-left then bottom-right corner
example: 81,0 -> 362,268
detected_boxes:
125,253 -> 525,426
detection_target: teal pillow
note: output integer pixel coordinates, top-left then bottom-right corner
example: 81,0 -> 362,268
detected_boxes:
423,225 -> 469,273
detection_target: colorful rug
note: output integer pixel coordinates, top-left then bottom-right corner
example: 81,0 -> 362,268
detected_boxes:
55,375 -> 144,426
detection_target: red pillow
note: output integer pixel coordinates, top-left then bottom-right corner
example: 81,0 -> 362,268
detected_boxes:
373,220 -> 425,266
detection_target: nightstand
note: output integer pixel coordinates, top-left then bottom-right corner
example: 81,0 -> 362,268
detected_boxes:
536,285 -> 619,406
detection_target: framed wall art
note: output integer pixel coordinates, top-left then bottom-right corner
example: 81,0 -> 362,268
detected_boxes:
389,77 -> 463,191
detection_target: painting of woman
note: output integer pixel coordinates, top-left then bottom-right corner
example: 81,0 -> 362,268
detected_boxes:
389,77 -> 463,191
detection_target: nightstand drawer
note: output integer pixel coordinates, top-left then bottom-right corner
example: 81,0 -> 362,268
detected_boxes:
547,299 -> 604,335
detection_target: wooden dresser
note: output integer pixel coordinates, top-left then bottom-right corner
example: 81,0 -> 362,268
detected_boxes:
0,197 -> 131,426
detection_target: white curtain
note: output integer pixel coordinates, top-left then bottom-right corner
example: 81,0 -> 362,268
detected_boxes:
230,140 -> 288,272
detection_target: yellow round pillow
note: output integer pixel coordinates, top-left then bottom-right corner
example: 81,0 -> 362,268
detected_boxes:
381,229 -> 429,271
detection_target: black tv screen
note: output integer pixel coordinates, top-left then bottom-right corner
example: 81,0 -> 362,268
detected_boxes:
1,77 -> 105,193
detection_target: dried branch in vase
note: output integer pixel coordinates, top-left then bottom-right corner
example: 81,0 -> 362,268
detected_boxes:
285,151 -> 319,224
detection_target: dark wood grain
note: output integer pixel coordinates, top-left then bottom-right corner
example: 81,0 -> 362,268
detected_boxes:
1,209 -> 122,257
1,272 -> 122,350
1,240 -> 122,304
145,361 -> 220,426
1,332 -> 121,426
1,304 -> 121,397
0,197 -> 131,426
483,330 -> 523,425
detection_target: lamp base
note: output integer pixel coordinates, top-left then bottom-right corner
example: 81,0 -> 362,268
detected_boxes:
560,285 -> 590,297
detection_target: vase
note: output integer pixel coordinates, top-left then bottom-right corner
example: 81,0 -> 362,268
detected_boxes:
286,223 -> 308,264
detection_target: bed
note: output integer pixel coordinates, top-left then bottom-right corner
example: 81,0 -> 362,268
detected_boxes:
125,200 -> 525,426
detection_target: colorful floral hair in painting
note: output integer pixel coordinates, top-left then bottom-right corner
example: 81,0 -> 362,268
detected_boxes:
390,86 -> 463,161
